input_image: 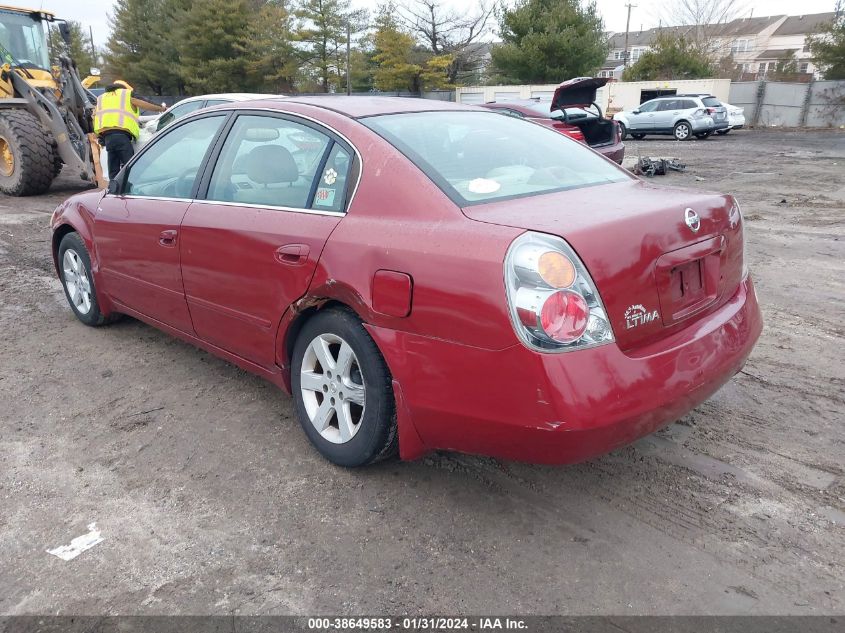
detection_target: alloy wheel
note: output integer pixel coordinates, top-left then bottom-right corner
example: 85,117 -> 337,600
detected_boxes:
674,123 -> 690,140
300,333 -> 366,444
62,248 -> 92,315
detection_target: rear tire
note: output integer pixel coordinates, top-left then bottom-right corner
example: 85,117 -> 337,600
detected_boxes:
291,307 -> 398,467
0,109 -> 55,196
673,121 -> 692,141
631,133 -> 646,140
618,123 -> 628,141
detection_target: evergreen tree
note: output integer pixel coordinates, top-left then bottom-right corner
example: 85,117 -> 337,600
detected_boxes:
49,21 -> 96,76
297,0 -> 364,92
105,0 -> 182,94
174,0 -> 251,93
241,0 -> 299,93
808,13 -> 845,80
491,0 -> 607,83
622,32 -> 713,81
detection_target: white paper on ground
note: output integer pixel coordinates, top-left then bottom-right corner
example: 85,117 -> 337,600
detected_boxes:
46,522 -> 104,561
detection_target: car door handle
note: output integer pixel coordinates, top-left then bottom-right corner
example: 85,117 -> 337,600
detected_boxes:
159,229 -> 178,247
275,243 -> 310,265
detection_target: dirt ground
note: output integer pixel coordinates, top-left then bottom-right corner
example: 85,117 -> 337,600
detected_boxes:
0,129 -> 843,616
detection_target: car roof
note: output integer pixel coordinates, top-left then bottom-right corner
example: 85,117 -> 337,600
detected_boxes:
230,95 -> 479,119
175,93 -> 277,104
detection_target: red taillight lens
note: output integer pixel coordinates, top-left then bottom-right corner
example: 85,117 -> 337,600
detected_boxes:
706,107 -> 715,114
540,290 -> 589,343
560,127 -> 586,143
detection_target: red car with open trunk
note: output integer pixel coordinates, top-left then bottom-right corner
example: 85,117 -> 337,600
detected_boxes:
51,96 -> 762,467
482,77 -> 625,164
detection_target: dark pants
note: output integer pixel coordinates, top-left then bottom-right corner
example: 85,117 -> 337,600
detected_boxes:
103,130 -> 135,181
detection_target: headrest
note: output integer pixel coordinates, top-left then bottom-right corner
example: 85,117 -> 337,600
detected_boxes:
244,145 -> 298,185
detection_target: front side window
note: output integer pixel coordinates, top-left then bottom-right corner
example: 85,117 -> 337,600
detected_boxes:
364,111 -> 629,205
637,100 -> 659,112
206,115 -> 338,210
0,10 -> 49,69
125,115 -> 225,198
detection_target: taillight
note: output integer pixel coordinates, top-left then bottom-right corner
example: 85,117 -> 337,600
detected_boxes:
730,200 -> 748,279
706,107 -> 715,114
560,127 -> 585,143
505,232 -> 614,352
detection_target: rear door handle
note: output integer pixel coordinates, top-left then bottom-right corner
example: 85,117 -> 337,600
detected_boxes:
275,243 -> 310,265
159,229 -> 178,247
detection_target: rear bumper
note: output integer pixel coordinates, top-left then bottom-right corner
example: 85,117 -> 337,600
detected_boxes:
595,140 -> 625,164
368,277 -> 762,465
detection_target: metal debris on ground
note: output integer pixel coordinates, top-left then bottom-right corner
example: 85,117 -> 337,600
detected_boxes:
635,157 -> 686,177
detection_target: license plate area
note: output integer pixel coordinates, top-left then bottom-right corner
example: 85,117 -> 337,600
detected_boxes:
656,236 -> 725,325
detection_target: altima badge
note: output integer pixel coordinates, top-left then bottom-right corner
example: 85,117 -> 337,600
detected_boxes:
684,208 -> 701,233
625,304 -> 659,329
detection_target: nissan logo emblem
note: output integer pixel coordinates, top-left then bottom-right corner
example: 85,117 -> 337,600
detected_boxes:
684,208 -> 700,233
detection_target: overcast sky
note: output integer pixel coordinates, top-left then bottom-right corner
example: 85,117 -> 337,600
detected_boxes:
40,0 -> 839,48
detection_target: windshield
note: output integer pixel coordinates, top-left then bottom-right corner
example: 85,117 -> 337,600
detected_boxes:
0,10 -> 50,69
363,111 -> 629,205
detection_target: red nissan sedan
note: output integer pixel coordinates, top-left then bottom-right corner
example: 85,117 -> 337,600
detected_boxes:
50,97 -> 762,467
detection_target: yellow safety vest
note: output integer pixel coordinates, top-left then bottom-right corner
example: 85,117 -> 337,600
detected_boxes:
94,89 -> 140,139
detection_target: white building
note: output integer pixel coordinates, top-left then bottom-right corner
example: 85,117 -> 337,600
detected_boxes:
600,12 -> 838,80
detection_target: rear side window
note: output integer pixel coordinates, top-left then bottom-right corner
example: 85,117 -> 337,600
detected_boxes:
206,114 -> 343,210
681,100 -> 698,109
364,111 -> 629,206
702,97 -> 722,107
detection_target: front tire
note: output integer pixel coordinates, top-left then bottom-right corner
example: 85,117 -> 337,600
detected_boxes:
291,308 -> 398,467
0,110 -> 55,196
58,232 -> 111,326
673,121 -> 692,141
618,122 -> 628,141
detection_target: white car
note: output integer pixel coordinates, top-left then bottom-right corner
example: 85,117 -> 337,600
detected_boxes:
102,93 -> 281,180
137,93 -> 279,145
716,103 -> 746,135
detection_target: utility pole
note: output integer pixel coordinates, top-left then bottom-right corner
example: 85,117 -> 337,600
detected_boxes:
623,3 -> 636,68
89,26 -> 96,70
346,20 -> 351,96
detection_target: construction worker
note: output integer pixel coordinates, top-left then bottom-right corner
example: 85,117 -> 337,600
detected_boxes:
93,80 -> 166,180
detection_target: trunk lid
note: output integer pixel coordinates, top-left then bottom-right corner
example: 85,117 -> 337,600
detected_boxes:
463,179 -> 744,352
551,77 -> 610,111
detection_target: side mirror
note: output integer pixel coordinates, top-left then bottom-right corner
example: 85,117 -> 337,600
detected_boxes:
107,177 -> 121,195
57,22 -> 72,46
633,109 -> 641,115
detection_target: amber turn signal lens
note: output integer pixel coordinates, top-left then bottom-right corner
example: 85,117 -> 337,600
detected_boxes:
538,251 -> 576,288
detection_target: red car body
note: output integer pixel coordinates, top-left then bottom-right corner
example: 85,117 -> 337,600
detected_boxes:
482,77 -> 625,164
50,97 -> 762,465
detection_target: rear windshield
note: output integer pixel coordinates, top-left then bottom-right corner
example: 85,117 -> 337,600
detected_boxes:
363,111 -> 629,205
702,97 -> 722,107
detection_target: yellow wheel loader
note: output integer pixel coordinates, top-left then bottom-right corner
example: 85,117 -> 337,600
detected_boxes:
0,5 -> 104,196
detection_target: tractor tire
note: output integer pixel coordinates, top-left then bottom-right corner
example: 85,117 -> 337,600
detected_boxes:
51,146 -> 64,178
0,109 -> 56,196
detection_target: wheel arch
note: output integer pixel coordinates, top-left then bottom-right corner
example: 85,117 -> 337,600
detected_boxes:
275,294 -> 429,461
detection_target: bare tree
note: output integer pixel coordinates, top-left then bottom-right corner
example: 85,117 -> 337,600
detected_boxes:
398,0 -> 494,83
657,0 -> 749,54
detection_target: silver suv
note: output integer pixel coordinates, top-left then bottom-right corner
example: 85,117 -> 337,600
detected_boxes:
614,94 -> 728,141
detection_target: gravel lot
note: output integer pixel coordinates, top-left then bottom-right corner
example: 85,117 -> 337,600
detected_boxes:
0,129 -> 843,616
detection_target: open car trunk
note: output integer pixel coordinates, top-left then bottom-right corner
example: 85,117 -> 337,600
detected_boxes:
565,112 -> 616,147
551,77 -> 616,148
